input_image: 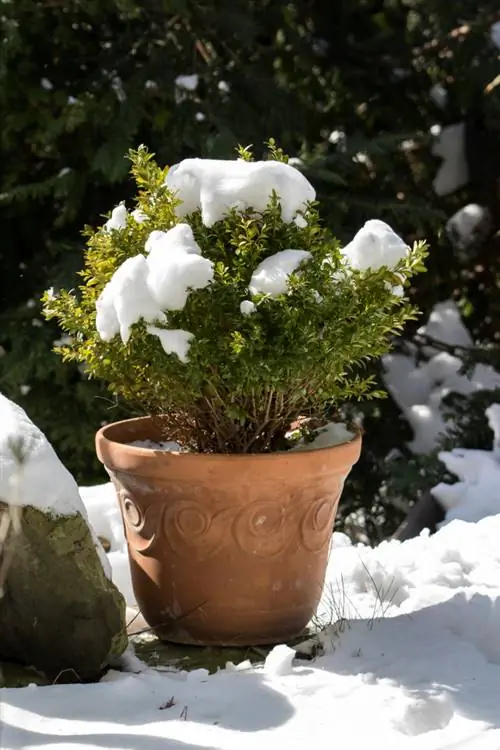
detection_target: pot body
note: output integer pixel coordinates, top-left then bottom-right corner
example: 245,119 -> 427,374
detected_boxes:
96,416 -> 361,646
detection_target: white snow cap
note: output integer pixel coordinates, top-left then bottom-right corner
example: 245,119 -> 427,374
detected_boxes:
146,327 -> 194,363
165,158 -> 315,227
95,223 -> 213,344
342,220 -> 409,271
249,249 -> 311,297
0,394 -> 83,516
432,123 -> 469,197
96,255 -> 165,343
0,394 -> 111,575
145,223 -> 202,256
240,299 -> 257,315
104,204 -> 128,232
146,224 -> 214,310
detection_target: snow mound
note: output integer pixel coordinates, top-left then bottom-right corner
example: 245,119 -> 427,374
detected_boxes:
240,299 -> 257,315
146,224 -> 213,310
249,249 -> 311,297
104,204 -> 128,232
95,223 -> 213,349
96,255 -> 165,343
341,219 -> 409,271
432,403 -> 500,525
165,158 -> 315,227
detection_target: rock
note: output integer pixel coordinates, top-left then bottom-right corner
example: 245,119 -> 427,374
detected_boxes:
0,394 -> 128,682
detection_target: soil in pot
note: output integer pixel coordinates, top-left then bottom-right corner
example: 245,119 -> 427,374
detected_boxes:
96,416 -> 361,647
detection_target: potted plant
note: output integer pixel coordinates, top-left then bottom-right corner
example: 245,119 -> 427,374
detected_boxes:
43,142 -> 427,646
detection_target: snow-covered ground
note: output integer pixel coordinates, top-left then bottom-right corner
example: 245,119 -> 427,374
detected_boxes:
4,417 -> 500,749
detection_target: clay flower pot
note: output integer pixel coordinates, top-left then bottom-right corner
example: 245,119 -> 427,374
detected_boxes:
96,416 -> 362,646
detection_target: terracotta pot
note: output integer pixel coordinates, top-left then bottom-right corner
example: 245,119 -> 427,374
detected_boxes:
96,416 -> 362,646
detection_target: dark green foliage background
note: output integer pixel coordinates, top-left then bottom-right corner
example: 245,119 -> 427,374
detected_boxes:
1,0 -> 500,538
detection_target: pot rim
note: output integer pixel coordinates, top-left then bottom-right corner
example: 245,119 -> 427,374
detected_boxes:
96,415 -> 363,466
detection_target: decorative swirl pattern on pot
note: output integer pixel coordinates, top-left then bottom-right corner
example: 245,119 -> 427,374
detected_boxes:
232,500 -> 291,558
118,489 -> 158,554
300,490 -> 341,553
118,486 -> 341,560
163,500 -> 229,561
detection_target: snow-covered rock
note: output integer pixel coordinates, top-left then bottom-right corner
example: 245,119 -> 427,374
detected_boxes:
0,394 -> 127,682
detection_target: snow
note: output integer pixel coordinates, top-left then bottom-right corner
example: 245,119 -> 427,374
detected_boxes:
0,394 -> 111,575
485,403 -> 500,455
129,440 -> 185,452
165,158 -> 315,227
432,122 -> 469,196
430,83 -> 447,109
248,249 -> 311,297
96,255 -> 166,344
418,299 -> 473,351
95,224 -> 213,344
146,327 -> 194,363
0,394 -> 81,517
341,219 -> 409,271
175,74 -> 199,91
382,300 -> 500,453
5,467 -> 500,747
490,21 -> 500,49
431,404 -> 500,525
145,224 -> 214,310
292,422 -> 355,451
240,299 -> 257,315
131,208 -> 148,223
104,203 -> 128,232
264,645 -> 296,676
446,204 -> 491,255
328,129 -> 346,147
